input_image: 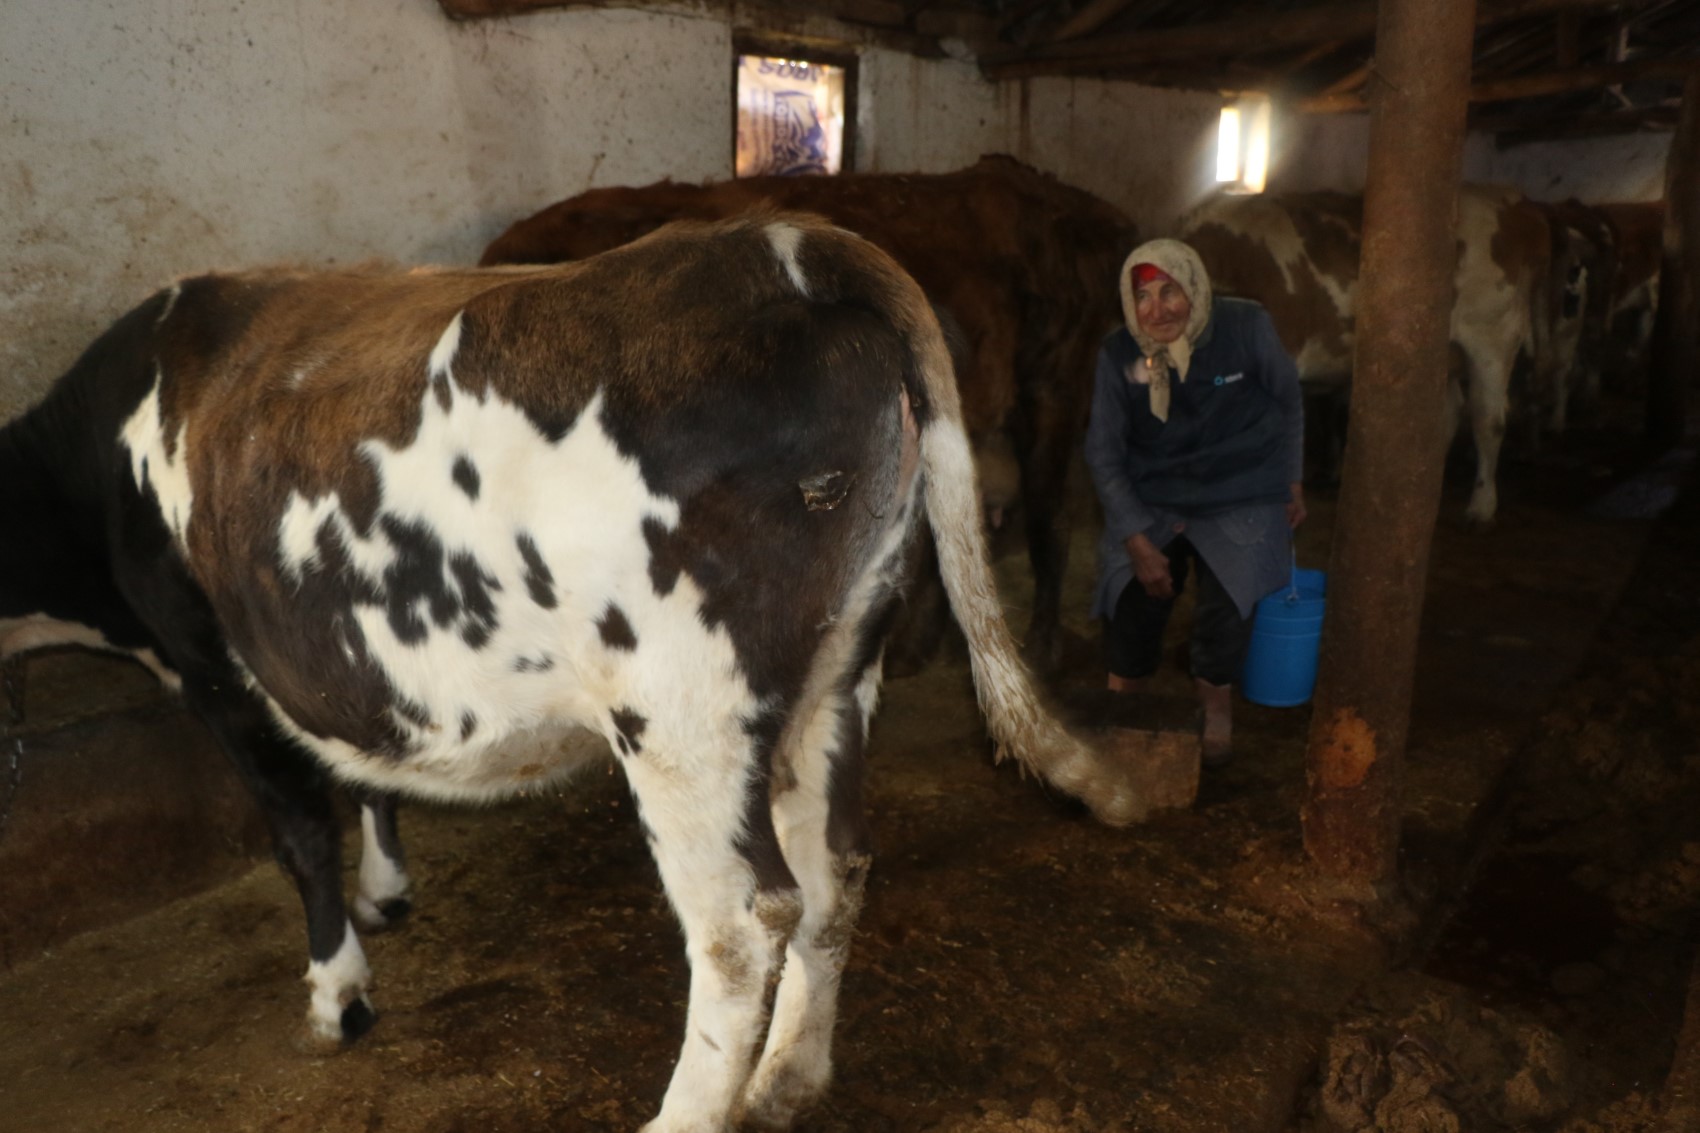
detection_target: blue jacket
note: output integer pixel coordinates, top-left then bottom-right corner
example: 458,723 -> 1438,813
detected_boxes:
1085,298 -> 1304,619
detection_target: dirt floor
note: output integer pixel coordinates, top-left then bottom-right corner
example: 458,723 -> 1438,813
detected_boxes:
0,411 -> 1696,1133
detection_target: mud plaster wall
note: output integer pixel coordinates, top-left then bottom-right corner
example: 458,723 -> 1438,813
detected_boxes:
3,2 -> 1234,425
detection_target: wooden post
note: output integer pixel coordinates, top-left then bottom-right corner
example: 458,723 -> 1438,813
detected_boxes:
1647,72 -> 1699,448
1300,0 -> 1478,885
1661,944 -> 1700,1132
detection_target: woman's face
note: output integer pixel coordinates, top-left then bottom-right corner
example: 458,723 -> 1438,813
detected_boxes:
1134,278 -> 1192,345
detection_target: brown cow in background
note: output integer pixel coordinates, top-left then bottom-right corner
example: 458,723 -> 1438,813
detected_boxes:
482,155 -> 1138,673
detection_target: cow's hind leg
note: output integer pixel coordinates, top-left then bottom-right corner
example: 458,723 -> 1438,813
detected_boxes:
737,650 -> 881,1130
185,685 -> 377,1047
351,791 -> 413,932
1460,340 -> 1510,527
624,720 -> 801,1133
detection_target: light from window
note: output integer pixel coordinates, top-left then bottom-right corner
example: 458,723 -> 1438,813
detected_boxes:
736,55 -> 846,178
1216,93 -> 1271,195
1216,106 -> 1242,183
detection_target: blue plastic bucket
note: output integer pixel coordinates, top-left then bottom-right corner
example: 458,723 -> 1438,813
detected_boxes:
1240,566 -> 1327,707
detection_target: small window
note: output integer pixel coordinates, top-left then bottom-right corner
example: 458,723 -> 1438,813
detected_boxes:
734,40 -> 856,178
1216,92 -> 1271,195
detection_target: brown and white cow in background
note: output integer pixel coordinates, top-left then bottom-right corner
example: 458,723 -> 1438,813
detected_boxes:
1542,198 -> 1619,417
0,215 -> 1145,1133
480,155 -> 1137,672
1599,201 -> 1665,375
1182,184 -> 1588,525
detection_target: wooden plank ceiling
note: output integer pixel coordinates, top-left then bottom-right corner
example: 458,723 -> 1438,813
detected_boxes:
441,0 -> 1700,146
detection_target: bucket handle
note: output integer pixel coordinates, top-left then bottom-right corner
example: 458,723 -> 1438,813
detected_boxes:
1285,548 -> 1301,604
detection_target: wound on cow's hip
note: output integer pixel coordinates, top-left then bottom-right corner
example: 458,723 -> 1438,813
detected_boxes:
800,471 -> 854,512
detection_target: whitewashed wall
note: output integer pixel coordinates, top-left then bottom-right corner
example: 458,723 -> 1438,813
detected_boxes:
1269,108 -> 1672,206
856,56 -> 1223,238
1268,111 -> 1372,194
1468,131 -> 1671,203
0,0 -> 731,422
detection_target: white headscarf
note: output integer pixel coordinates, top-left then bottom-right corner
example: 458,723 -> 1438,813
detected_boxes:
1119,239 -> 1213,423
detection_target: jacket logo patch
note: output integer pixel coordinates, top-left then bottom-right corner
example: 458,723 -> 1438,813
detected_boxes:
1214,372 -> 1245,386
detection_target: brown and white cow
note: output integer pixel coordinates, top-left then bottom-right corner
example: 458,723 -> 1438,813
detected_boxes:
480,156 -> 1137,671
1182,184 -> 1585,525
1542,198 -> 1619,413
0,215 -> 1144,1132
1599,201 -> 1665,374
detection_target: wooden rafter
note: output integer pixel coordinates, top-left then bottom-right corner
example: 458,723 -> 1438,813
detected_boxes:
980,0 -> 1653,80
1556,9 -> 1581,66
1304,55 -> 1700,110
1489,104 -> 1683,145
1280,39 -> 1351,75
1047,0 -> 1138,42
995,0 -> 1056,32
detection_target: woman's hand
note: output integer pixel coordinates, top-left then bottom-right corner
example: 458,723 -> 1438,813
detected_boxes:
1287,482 -> 1308,530
1125,533 -> 1174,600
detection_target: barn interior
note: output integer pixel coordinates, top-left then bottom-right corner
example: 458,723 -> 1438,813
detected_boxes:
1,2 -> 1697,1132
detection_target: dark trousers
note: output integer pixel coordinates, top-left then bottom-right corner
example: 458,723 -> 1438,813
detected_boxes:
1105,536 -> 1254,687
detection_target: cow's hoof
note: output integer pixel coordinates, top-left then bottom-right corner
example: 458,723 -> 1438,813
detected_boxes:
737,1062 -> 830,1132
340,997 -> 379,1042
293,1017 -> 348,1056
353,894 -> 413,933
293,996 -> 378,1055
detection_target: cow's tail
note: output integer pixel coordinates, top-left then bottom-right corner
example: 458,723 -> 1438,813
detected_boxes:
891,292 -> 1146,828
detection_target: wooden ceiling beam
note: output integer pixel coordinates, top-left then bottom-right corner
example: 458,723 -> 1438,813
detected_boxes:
1474,56 -> 1700,100
1303,56 -> 1700,111
981,0 -> 1650,77
984,0 -> 1377,69
1281,39 -> 1351,74
1488,103 -> 1683,145
995,0 -> 1056,33
1556,9 -> 1581,67
1318,60 -> 1371,97
1047,0 -> 1138,43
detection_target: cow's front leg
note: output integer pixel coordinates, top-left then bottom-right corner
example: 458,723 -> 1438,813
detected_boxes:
351,791 -> 413,932
622,727 -> 801,1133
738,665 -> 877,1131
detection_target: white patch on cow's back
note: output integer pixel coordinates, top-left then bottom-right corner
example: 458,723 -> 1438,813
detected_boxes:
429,312 -> 463,379
767,223 -> 810,296
256,377 -> 763,805
120,371 -> 194,549
155,283 -> 181,328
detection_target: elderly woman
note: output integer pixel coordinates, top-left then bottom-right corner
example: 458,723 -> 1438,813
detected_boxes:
1084,239 -> 1306,766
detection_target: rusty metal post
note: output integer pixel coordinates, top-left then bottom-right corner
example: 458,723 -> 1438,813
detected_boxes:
1301,0 -> 1478,885
1647,72 -> 1699,449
